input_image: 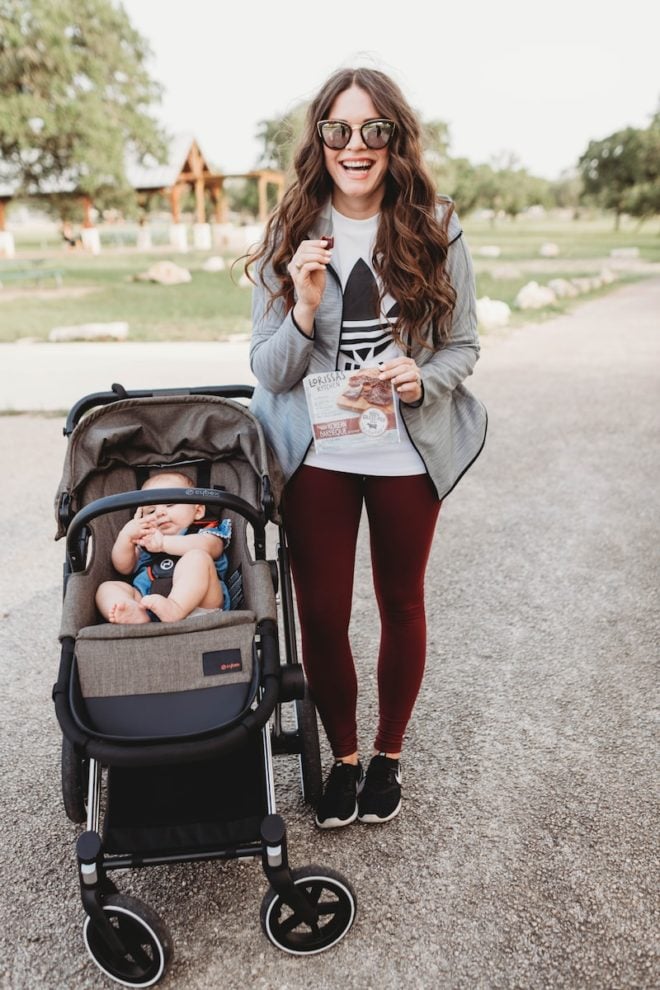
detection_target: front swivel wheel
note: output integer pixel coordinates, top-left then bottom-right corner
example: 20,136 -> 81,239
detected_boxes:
82,893 -> 173,987
260,865 -> 357,955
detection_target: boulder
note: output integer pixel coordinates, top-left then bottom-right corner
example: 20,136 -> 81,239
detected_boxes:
539,242 -> 560,257
49,322 -> 129,342
548,278 -> 579,299
476,297 -> 511,330
514,281 -> 557,309
135,260 -> 192,285
202,256 -> 226,272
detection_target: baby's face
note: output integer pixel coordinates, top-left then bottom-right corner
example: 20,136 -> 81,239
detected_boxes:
141,475 -> 203,533
141,501 -> 202,534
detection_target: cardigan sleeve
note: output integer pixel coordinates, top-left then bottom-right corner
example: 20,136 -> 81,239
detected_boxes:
249,263 -> 315,394
417,209 -> 480,398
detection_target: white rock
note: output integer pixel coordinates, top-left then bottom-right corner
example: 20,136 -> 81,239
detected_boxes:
49,322 -> 129,342
548,278 -> 578,299
571,277 -> 594,294
202,256 -> 226,272
599,268 -> 617,284
135,260 -> 192,285
477,245 -> 502,258
610,247 -> 639,258
539,242 -> 560,257
514,281 -> 557,309
476,296 -> 511,330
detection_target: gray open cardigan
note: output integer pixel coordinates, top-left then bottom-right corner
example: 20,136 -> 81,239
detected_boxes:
249,200 -> 487,501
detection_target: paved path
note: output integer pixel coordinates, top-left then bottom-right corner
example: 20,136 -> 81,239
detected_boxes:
0,339 -> 256,412
1,279 -> 658,988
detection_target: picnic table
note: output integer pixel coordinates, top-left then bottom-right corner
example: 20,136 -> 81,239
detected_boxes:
0,261 -> 64,288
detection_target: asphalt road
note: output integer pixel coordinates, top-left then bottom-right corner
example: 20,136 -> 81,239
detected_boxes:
1,278 -> 658,989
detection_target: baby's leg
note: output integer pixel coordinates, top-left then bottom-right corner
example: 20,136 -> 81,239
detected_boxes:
142,550 -> 222,622
96,580 -> 149,624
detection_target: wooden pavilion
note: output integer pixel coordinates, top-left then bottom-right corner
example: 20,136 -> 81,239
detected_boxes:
126,133 -> 284,225
0,134 -> 285,236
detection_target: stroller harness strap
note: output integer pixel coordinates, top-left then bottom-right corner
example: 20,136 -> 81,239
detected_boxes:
139,519 -> 225,599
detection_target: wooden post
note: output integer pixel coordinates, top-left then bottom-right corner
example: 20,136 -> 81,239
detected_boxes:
195,177 -> 206,224
210,180 -> 227,223
170,184 -> 181,224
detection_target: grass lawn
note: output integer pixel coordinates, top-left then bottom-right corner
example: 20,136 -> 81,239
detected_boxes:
0,215 -> 658,342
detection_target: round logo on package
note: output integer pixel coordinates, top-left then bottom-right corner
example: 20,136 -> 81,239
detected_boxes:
359,407 -> 388,438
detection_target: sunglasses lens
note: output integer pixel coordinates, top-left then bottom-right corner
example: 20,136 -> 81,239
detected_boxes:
362,120 -> 394,149
320,121 -> 351,149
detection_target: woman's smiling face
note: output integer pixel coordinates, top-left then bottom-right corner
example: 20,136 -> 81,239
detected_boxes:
323,85 -> 390,218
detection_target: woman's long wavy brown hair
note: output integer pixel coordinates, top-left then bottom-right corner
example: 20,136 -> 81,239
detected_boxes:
246,67 -> 457,350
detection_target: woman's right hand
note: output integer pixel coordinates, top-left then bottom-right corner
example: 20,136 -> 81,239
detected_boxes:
288,238 -> 333,332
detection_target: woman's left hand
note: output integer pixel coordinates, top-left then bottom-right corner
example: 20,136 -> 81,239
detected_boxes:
378,357 -> 423,404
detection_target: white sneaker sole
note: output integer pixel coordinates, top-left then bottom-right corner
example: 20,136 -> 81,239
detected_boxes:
357,799 -> 402,824
315,806 -> 358,829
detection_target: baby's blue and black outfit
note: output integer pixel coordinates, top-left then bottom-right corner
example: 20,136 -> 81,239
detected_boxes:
132,518 -> 233,611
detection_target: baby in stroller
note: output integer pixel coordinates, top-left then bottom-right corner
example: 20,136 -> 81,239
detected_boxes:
95,470 -> 232,624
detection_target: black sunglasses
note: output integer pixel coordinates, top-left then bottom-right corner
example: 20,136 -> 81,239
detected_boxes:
316,118 -> 396,151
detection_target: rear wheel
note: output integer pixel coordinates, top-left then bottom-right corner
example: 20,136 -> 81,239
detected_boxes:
261,865 -> 357,955
295,688 -> 322,806
82,894 -> 173,987
61,737 -> 88,823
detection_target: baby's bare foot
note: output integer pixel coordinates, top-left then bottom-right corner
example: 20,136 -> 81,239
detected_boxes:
109,600 -> 150,624
141,594 -> 187,622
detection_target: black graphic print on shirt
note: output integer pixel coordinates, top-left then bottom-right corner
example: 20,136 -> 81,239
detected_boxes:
338,258 -> 399,371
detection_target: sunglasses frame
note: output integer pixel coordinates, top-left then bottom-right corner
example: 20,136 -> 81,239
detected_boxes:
316,118 -> 397,150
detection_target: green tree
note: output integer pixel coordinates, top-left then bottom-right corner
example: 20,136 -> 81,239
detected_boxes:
550,168 -> 584,218
623,113 -> 660,224
0,0 -> 167,215
255,104 -> 306,175
578,126 -> 647,228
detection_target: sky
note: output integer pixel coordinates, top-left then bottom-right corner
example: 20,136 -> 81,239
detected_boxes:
121,0 -> 659,181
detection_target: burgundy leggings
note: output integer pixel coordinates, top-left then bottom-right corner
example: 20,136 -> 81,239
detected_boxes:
283,466 -> 441,757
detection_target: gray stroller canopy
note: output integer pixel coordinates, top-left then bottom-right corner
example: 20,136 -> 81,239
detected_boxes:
54,394 -> 284,538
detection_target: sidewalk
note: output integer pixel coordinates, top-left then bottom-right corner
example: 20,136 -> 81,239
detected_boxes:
2,277 -> 658,989
0,338 -> 256,411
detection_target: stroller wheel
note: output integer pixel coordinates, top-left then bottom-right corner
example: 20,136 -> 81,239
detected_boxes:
261,865 -> 357,955
61,737 -> 88,823
295,690 -> 322,806
83,894 -> 173,987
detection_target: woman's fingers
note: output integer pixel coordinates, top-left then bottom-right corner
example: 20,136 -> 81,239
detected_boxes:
289,239 -> 333,278
378,358 -> 423,400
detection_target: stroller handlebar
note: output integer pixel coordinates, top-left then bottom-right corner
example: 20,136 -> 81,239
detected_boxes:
66,488 -> 266,572
64,384 -> 255,436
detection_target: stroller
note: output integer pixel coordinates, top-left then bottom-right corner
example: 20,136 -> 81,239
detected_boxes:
52,384 -> 356,987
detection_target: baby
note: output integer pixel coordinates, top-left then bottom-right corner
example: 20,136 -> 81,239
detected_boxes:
95,470 -> 232,624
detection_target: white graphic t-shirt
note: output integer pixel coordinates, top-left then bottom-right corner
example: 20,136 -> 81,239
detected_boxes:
304,208 -> 426,476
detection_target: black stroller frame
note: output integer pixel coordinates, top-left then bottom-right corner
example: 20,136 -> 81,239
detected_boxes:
52,385 -> 356,987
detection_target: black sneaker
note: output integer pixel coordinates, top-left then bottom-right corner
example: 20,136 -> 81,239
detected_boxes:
315,760 -> 364,829
357,754 -> 402,824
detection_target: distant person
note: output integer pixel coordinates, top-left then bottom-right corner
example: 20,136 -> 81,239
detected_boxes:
61,222 -> 81,250
246,67 -> 487,828
95,471 -> 232,624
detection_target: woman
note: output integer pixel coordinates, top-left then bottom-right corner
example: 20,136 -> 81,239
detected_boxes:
247,67 -> 487,829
